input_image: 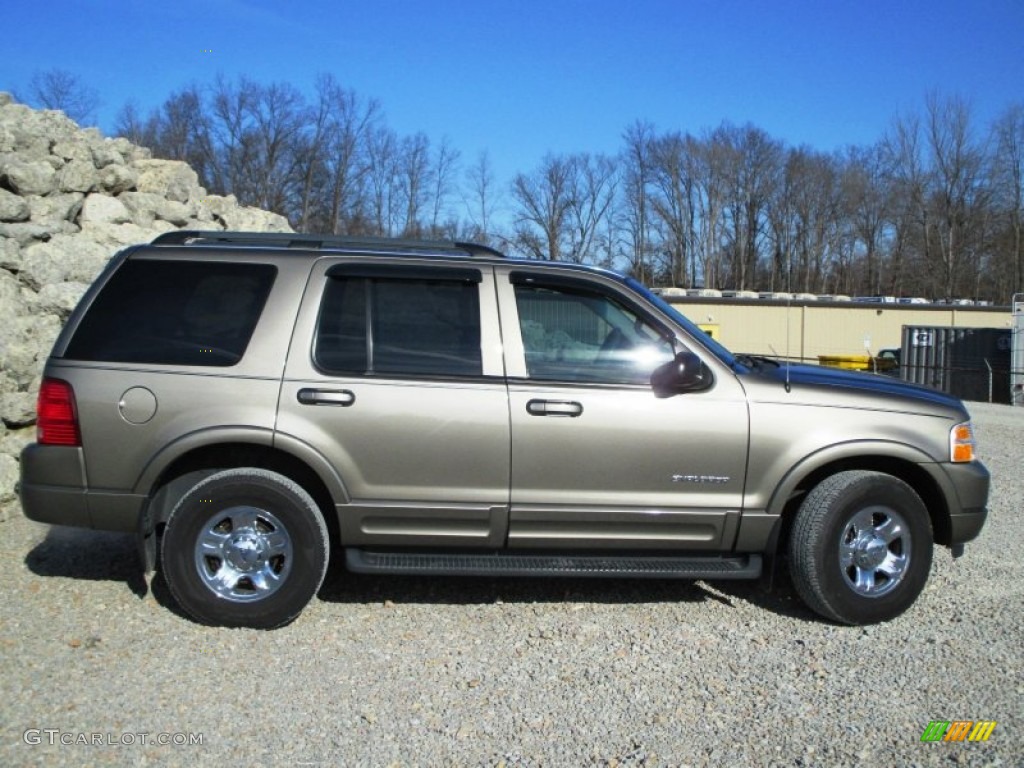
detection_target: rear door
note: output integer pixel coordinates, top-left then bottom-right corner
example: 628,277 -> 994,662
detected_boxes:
497,267 -> 749,551
276,259 -> 510,548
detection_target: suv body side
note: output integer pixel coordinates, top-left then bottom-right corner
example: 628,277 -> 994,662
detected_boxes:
17,234 -> 989,629
21,244 -> 987,552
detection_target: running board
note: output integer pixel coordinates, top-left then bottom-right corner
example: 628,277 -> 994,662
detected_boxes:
345,549 -> 762,580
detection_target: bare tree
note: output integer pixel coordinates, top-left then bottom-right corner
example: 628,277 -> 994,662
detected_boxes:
205,76 -> 260,200
649,133 -> 695,285
620,121 -> 656,281
367,126 -> 400,236
511,154 -> 575,260
565,153 -> 617,264
427,138 -> 460,236
22,69 -> 100,124
292,74 -> 336,232
248,81 -> 308,213
992,104 -> 1024,297
883,111 -> 930,297
785,148 -> 841,292
463,151 -> 498,242
923,93 -> 990,299
839,143 -> 889,295
103,72 -> 1024,301
721,124 -> 781,290
320,79 -> 380,235
153,85 -> 211,178
114,100 -> 159,150
765,146 -> 797,292
397,133 -> 432,237
690,131 -> 730,290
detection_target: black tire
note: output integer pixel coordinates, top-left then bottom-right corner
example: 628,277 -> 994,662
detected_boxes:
161,468 -> 329,629
788,470 -> 933,625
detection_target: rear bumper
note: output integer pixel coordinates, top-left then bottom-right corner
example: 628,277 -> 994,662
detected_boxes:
19,443 -> 143,532
19,443 -> 92,527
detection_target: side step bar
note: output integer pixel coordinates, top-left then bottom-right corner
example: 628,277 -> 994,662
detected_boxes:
345,549 -> 762,580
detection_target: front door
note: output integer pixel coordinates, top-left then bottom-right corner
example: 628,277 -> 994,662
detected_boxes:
497,268 -> 749,551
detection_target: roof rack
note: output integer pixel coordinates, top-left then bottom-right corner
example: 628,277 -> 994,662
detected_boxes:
150,230 -> 507,259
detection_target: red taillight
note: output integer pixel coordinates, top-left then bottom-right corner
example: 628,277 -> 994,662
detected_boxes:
37,378 -> 81,446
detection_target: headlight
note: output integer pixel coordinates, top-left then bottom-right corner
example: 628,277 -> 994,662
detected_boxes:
950,421 -> 976,462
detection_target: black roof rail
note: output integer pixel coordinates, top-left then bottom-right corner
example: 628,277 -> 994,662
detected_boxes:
150,230 -> 507,258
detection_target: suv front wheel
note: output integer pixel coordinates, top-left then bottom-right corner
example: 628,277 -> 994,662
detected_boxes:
160,468 -> 329,629
788,470 -> 933,625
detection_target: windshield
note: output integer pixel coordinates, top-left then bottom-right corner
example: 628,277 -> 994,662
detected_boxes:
624,278 -> 738,368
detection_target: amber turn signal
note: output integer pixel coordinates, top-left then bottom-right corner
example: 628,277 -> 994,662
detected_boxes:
950,422 -> 975,463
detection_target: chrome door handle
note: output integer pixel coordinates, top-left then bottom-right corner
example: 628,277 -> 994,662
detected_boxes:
297,388 -> 356,406
526,399 -> 583,417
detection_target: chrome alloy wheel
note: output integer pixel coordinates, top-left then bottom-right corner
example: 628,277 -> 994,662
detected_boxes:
193,506 -> 294,602
838,506 -> 911,598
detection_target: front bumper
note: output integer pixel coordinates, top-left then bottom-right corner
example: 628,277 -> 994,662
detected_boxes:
940,460 -> 990,545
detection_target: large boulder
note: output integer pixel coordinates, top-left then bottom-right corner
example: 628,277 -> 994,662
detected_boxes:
21,234 -> 115,289
32,281 -> 90,316
79,193 -> 131,225
98,163 -> 138,195
0,236 -> 20,270
119,191 -> 165,226
217,205 -> 291,231
26,192 -> 83,225
1,160 -> 56,196
135,159 -> 200,203
0,188 -> 29,222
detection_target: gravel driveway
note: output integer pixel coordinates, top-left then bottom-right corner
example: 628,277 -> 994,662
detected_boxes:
1,403 -> 1021,767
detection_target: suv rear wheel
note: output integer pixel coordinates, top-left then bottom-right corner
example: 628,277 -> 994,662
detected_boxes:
160,468 -> 329,629
788,470 -> 933,625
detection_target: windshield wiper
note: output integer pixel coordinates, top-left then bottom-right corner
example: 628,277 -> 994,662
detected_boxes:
735,354 -> 781,370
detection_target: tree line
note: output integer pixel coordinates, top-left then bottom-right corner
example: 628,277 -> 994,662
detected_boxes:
21,70 -> 1024,302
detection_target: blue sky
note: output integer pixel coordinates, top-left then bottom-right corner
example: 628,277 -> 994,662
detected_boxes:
3,0 -> 1022,193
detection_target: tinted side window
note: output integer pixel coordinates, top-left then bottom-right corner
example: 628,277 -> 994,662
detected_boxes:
65,260 -> 276,366
514,282 -> 674,384
316,276 -> 482,377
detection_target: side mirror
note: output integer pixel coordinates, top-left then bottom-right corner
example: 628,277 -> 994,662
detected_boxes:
651,350 -> 713,397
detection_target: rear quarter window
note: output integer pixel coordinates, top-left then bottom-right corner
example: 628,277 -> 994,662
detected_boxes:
64,260 -> 277,366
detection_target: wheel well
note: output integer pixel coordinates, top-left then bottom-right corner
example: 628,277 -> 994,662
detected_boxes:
146,443 -> 340,545
780,457 -> 952,547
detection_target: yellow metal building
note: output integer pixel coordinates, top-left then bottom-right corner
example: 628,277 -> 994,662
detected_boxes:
667,298 -> 1011,363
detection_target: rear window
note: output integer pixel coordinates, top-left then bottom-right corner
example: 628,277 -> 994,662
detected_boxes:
65,260 -> 276,366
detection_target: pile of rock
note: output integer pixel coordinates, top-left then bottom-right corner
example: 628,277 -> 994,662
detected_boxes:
0,92 -> 292,511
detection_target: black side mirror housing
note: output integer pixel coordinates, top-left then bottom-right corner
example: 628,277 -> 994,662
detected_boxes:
651,350 -> 713,397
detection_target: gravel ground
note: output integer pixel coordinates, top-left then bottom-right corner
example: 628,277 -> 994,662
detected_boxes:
1,402 -> 1021,767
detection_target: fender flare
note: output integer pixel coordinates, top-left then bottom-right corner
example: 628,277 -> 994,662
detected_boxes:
132,426 -> 351,504
762,439 -> 940,518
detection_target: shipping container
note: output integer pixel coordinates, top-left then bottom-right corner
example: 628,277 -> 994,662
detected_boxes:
900,325 -> 1012,404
